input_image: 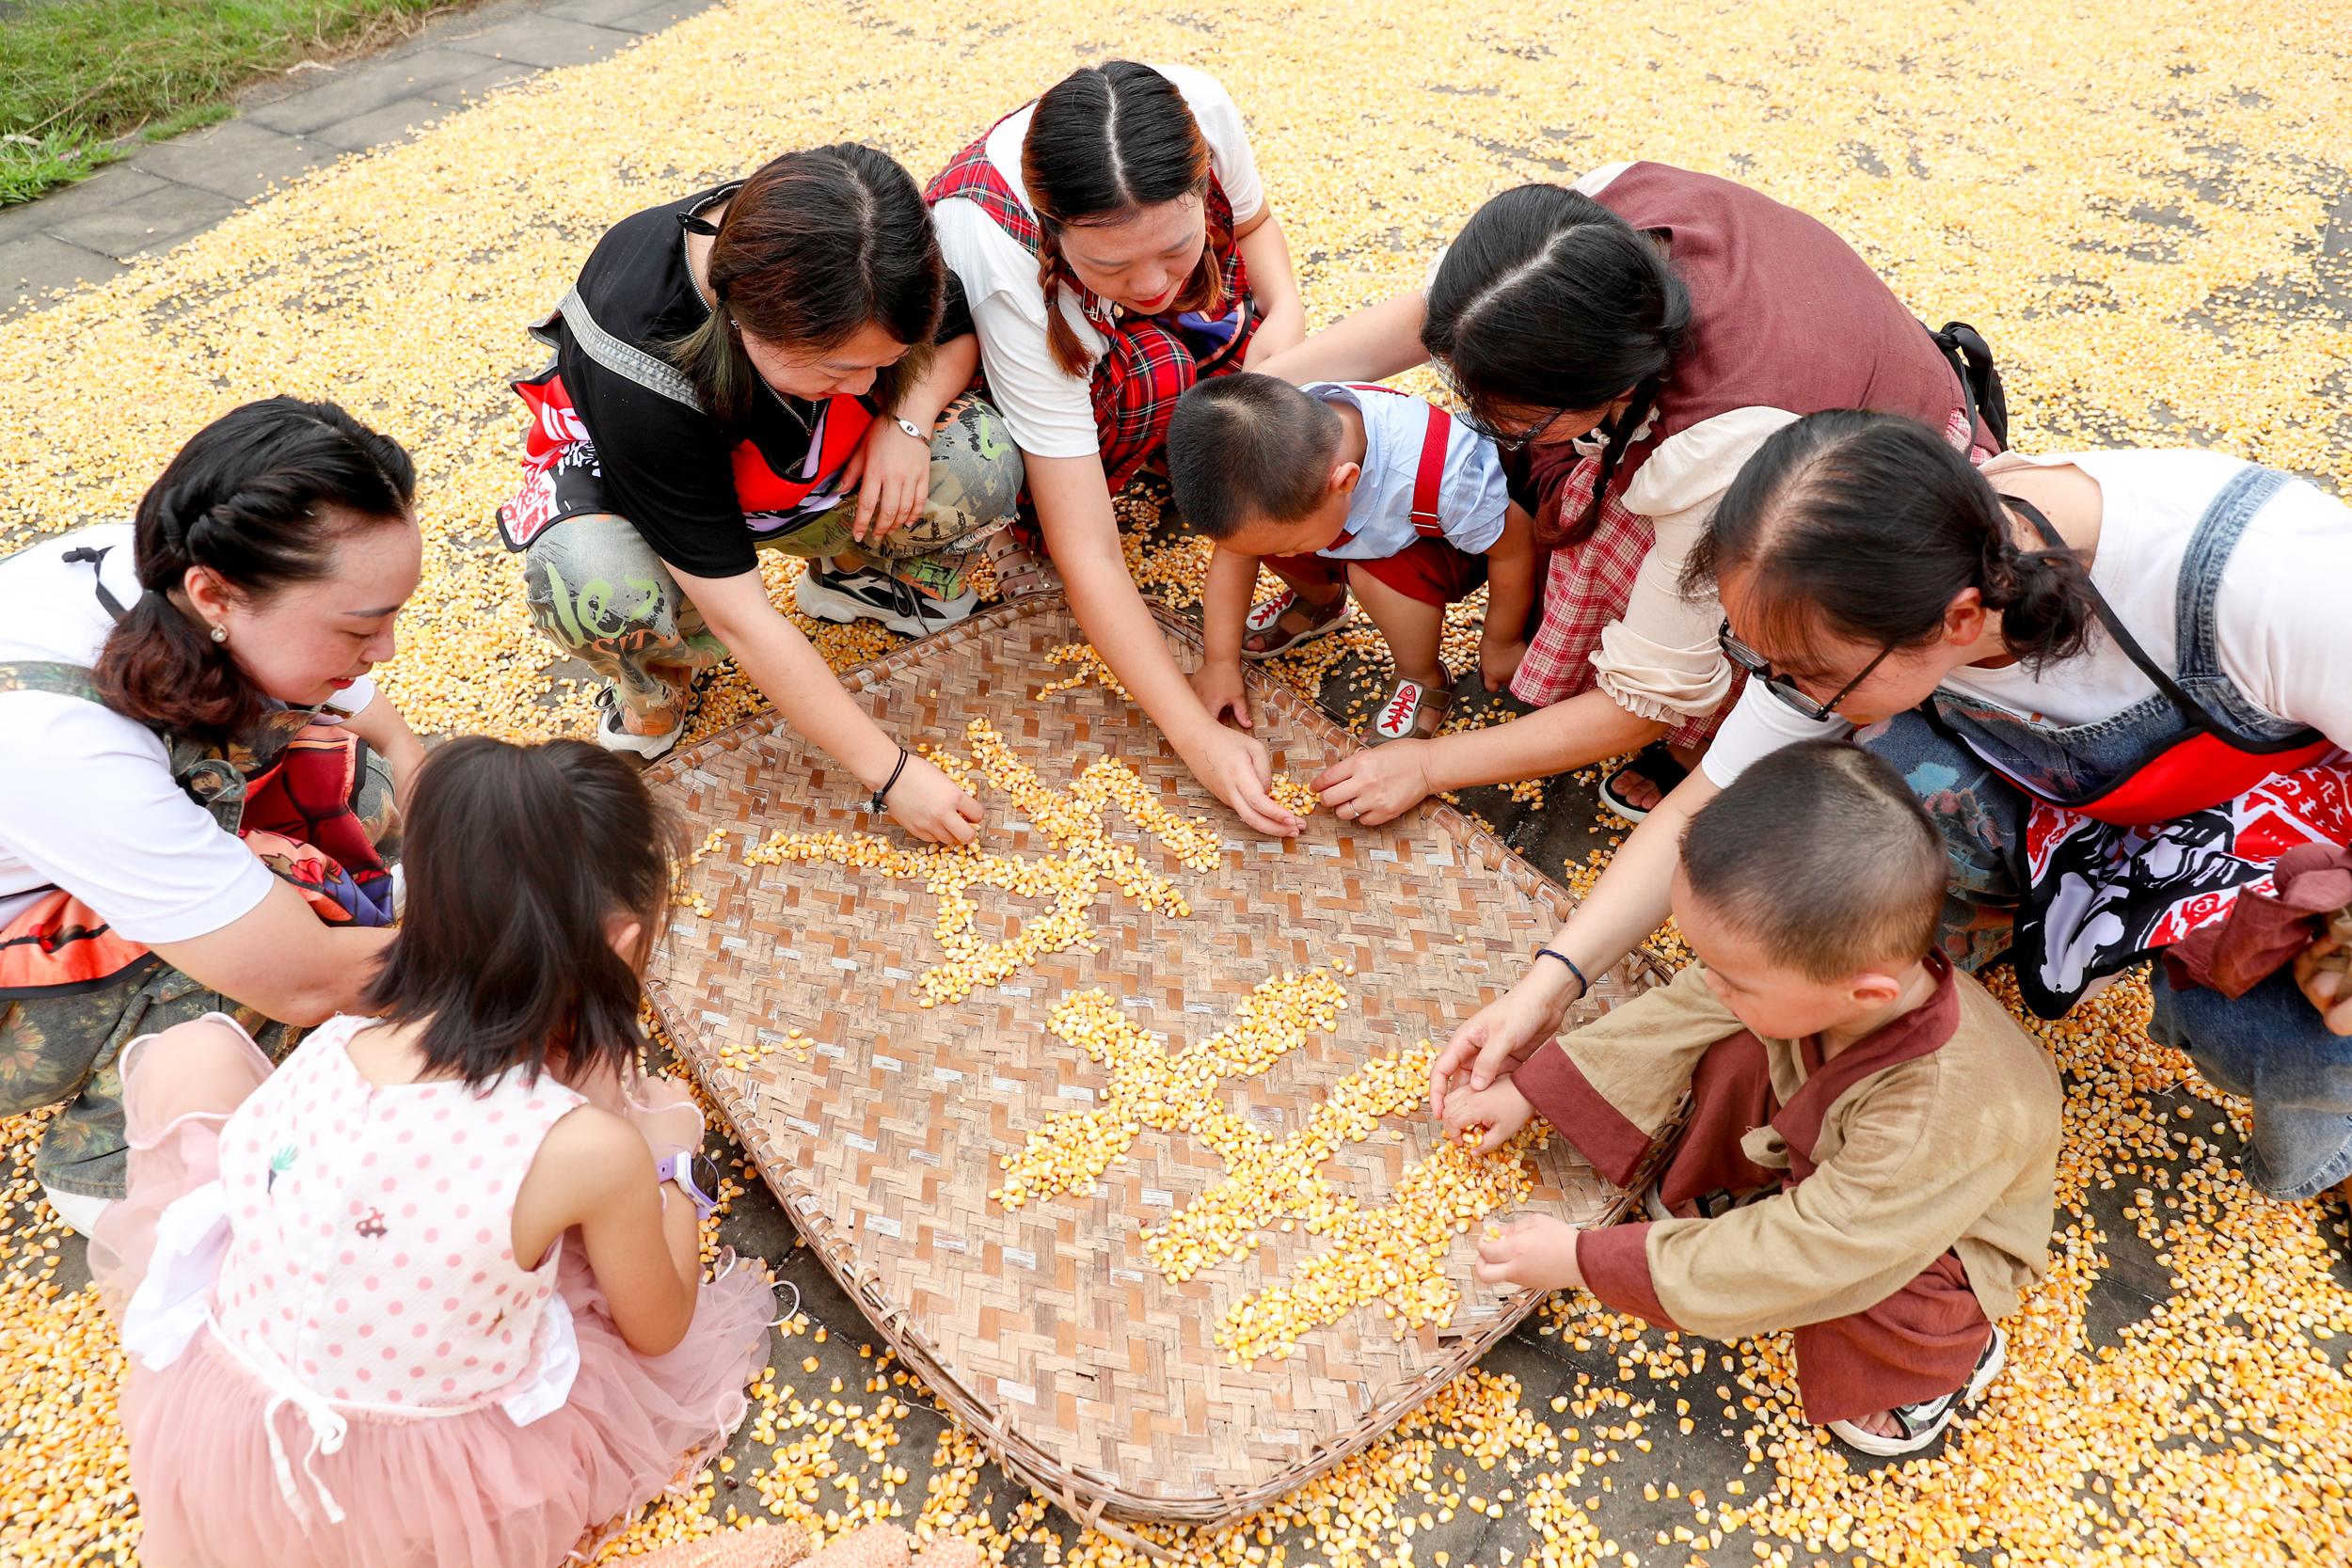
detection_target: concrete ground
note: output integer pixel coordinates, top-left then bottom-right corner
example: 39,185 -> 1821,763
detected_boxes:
5,4 -> 2350,1563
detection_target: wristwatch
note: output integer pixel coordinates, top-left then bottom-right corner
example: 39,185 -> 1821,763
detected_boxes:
893,415 -> 925,443
655,1149 -> 723,1223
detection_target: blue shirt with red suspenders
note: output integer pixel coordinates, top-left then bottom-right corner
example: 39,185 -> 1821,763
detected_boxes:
1301,382 -> 1512,563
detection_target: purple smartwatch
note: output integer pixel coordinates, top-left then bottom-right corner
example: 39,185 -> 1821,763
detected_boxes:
655,1149 -> 723,1222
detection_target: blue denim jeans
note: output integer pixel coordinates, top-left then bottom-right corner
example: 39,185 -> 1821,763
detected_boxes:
2149,964 -> 2352,1201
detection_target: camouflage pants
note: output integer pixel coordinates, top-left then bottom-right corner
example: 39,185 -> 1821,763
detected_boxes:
0,749 -> 400,1201
523,392 -> 1021,728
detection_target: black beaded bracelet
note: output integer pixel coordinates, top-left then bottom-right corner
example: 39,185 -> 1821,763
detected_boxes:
1535,946 -> 1590,995
867,746 -> 911,816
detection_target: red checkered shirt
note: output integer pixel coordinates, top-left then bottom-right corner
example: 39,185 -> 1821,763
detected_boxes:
1509,405 -> 1991,748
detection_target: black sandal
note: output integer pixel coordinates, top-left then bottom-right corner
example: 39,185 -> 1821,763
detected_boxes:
1599,740 -> 1690,825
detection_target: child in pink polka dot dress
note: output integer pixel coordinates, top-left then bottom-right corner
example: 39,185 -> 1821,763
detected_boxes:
88,737 -> 778,1568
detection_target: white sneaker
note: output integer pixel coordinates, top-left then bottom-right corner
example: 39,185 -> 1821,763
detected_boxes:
796,561 -> 979,640
1827,1323 -> 2008,1457
41,1183 -> 114,1239
593,684 -> 683,761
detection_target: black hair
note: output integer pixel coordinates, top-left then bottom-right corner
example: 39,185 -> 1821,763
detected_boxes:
1685,409 -> 2097,673
1422,184 -> 1691,546
359,737 -> 682,1092
99,396 -> 416,745
1022,60 -> 1225,376
1679,740 -> 1948,979
1165,374 -> 1344,540
669,143 -> 944,433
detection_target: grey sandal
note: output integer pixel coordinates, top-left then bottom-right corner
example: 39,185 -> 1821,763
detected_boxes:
1366,671 -> 1453,745
1242,590 -> 1355,659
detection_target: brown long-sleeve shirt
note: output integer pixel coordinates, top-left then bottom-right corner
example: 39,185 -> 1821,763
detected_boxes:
1517,958 -> 2061,1341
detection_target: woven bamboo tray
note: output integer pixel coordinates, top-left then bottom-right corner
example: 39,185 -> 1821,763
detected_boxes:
644,594 -> 1669,1546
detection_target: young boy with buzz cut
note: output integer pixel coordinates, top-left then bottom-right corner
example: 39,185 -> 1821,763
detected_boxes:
1441,741 -> 2061,1457
1166,372 -> 1538,745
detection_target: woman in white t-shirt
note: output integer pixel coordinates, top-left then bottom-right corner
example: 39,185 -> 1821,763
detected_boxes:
1434,411 -> 2352,1207
926,60 -> 1311,836
0,397 -> 427,1229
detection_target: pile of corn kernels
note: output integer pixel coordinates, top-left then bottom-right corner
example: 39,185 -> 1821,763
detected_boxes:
3,0 -> 2349,1560
989,966 -> 1543,1361
993,970 -> 1355,1212
1032,643 -> 1132,701
743,719 -> 1220,1007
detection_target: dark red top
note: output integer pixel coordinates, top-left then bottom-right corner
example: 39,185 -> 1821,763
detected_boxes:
1592,162 -> 1967,492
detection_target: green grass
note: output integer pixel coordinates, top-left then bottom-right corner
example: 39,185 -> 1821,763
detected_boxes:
0,0 -> 454,205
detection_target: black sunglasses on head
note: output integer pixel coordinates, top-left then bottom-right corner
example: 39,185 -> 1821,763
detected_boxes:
1717,619 -> 1900,723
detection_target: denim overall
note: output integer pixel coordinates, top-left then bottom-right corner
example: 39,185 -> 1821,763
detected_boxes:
1863,465 -> 2352,1200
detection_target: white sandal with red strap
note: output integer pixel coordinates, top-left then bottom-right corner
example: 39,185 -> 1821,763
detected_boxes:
1366,671 -> 1453,746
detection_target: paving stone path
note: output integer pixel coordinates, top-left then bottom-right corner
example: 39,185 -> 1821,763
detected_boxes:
0,0 -> 716,319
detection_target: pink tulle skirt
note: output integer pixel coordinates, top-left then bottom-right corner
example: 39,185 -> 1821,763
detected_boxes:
88,1022 -> 775,1568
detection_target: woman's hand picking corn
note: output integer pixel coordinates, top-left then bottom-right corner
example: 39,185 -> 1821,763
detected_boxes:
884,752 -> 984,847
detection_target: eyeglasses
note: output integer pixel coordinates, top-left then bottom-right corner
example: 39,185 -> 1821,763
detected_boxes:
1438,364 -> 1575,455
1717,619 -> 1900,723
1469,404 -> 1570,454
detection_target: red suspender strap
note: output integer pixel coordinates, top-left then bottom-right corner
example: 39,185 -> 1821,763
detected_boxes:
1346,384 -> 1452,539
1408,404 -> 1451,538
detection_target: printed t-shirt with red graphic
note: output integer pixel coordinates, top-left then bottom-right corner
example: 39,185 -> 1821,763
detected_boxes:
547,184 -> 974,579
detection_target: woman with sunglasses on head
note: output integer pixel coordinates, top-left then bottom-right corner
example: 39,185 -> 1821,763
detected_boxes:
1260,163 -> 2001,827
1436,410 -> 2352,1208
928,60 -> 1312,838
496,145 -> 1022,846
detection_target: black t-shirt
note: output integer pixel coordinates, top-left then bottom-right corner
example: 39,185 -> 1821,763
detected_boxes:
555,183 -> 973,578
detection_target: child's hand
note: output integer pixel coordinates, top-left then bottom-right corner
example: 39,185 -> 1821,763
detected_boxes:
886,753 -> 985,847
1439,1076 -> 1535,1154
1473,1213 -> 1585,1292
1479,632 -> 1529,692
1192,658 -> 1253,730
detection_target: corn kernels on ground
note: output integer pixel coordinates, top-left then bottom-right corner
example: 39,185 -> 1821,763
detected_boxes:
4,0 -> 2351,1562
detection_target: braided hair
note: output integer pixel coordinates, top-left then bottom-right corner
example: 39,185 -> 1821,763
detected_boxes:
1021,61 -> 1226,377
1422,184 -> 1692,546
1684,409 -> 2097,670
95,396 -> 416,743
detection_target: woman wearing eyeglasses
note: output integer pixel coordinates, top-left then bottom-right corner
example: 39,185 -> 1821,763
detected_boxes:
1261,163 -> 2000,827
1436,410 -> 2352,1206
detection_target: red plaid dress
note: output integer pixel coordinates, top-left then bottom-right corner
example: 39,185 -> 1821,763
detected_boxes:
926,135 -> 1255,490
1510,405 -> 1994,747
